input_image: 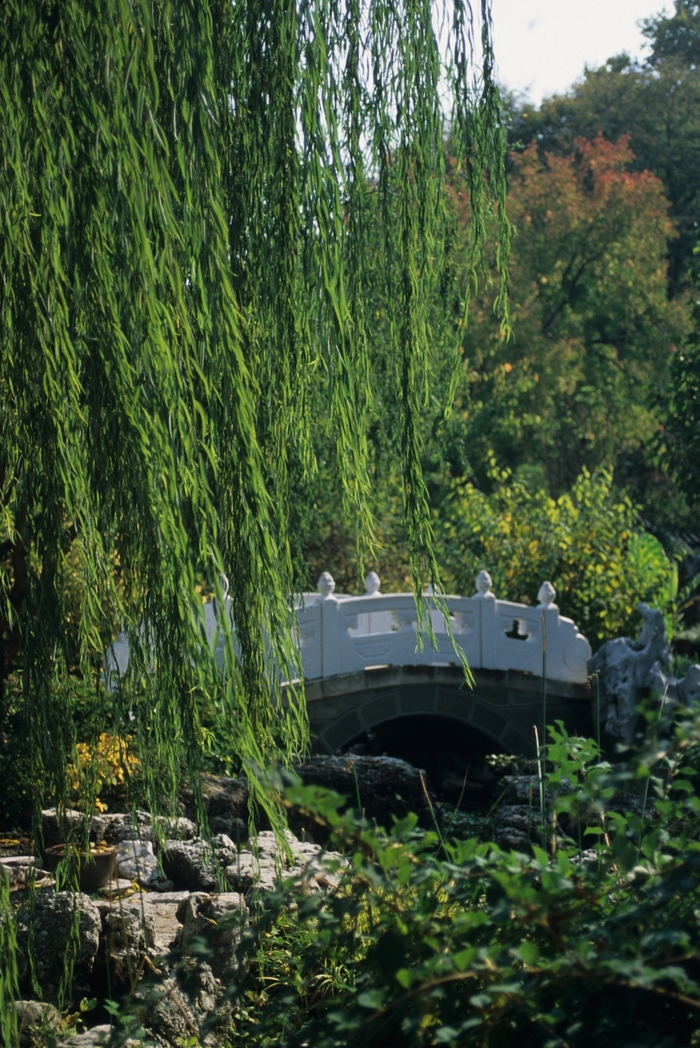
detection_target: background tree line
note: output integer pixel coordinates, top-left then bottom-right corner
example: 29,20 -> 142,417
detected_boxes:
291,0 -> 700,653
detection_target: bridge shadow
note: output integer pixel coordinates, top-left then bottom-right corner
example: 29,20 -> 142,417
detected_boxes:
340,713 -> 505,801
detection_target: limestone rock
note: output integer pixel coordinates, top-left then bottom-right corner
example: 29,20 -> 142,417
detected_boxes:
131,891 -> 190,951
162,835 -> 236,892
57,1025 -> 112,1047
14,1000 -> 62,1047
184,774 -> 249,840
492,805 -> 538,852
293,754 -> 435,833
175,892 -> 247,979
41,809 -> 107,846
17,891 -> 101,1000
101,812 -> 197,845
115,838 -> 160,886
591,602 -> 700,746
224,830 -> 345,896
135,959 -> 230,1047
647,659 -> 700,708
93,898 -> 156,985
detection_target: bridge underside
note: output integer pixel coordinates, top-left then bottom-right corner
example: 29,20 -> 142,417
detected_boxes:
304,665 -> 593,758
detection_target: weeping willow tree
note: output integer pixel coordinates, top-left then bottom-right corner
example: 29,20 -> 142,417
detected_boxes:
0,0 -> 509,825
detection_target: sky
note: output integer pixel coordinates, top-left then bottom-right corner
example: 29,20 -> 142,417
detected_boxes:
490,0 -> 670,105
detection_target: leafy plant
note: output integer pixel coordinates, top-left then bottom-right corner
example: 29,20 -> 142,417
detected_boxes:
437,467 -> 678,643
67,733 -> 140,813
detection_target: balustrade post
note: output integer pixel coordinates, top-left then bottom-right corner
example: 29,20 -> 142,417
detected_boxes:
317,572 -> 341,678
474,570 -> 496,670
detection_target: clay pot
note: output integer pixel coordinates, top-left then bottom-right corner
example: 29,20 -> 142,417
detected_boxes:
43,844 -> 117,892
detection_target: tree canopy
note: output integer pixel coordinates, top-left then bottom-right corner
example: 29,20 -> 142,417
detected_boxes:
0,0 -> 509,819
508,9 -> 700,294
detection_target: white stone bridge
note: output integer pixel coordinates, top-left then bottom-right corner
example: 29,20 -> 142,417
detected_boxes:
106,570 -> 594,758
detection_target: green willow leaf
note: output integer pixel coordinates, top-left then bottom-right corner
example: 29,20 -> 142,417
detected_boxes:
0,0 -> 509,826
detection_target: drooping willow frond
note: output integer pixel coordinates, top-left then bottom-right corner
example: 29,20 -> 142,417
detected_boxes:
0,0 -> 509,823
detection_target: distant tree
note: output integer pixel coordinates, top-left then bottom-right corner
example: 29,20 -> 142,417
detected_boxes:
642,0 -> 700,67
508,41 -> 700,292
661,240 -> 700,508
450,135 -> 688,503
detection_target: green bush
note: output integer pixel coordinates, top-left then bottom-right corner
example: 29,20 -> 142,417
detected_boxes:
89,703 -> 700,1048
220,712 -> 700,1048
436,467 -> 678,644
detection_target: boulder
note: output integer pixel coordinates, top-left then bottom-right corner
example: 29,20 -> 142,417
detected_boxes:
293,754 -> 436,833
184,774 -> 249,840
115,839 -> 160,886
14,1000 -> 62,1047
134,959 -> 230,1047
93,899 -> 156,986
224,830 -> 345,896
175,892 -> 247,979
590,602 -> 700,746
41,809 -> 107,847
57,1025 -> 112,1047
162,835 -> 237,892
492,805 -> 538,852
16,891 -> 101,1000
131,891 -> 190,952
101,812 -> 197,845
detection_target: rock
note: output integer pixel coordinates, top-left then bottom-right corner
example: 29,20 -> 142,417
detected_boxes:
571,849 -> 599,867
14,1000 -> 62,1047
647,659 -> 700,708
591,603 -> 700,746
93,899 -> 156,986
223,852 -> 277,894
17,891 -> 102,1000
134,960 -> 230,1047
492,805 -> 538,852
0,856 -> 52,886
131,891 -> 190,951
589,603 -> 671,746
293,754 -> 436,832
41,809 -> 107,847
175,892 -> 247,979
101,812 -> 197,845
224,830 -> 345,896
184,775 -> 249,840
115,839 -> 160,886
162,836 -> 236,893
680,664 -> 700,705
57,1025 -> 112,1047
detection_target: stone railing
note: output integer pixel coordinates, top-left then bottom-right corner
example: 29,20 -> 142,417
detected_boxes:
288,570 -> 591,684
105,570 -> 592,689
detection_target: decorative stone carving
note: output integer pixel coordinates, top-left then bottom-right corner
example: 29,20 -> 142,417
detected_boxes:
475,570 -> 493,597
317,571 -> 336,597
537,581 -> 557,609
589,603 -> 671,746
364,571 -> 381,595
646,656 -> 700,708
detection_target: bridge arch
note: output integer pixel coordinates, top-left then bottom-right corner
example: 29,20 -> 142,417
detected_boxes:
304,664 -> 592,759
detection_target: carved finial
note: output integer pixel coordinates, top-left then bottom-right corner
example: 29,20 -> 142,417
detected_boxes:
537,581 -> 556,608
364,571 -> 381,596
475,570 -> 493,597
317,571 -> 336,597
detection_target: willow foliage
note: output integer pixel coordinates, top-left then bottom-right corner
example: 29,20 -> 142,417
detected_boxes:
0,0 -> 509,820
